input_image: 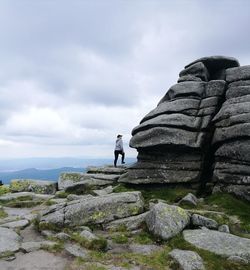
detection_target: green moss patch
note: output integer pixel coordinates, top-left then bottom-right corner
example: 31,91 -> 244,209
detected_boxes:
0,185 -> 10,196
204,193 -> 250,233
0,208 -> 8,218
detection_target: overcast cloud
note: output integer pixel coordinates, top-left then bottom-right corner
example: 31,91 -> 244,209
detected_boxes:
0,0 -> 250,159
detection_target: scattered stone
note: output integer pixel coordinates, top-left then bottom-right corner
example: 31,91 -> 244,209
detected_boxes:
183,229 -> 250,261
191,214 -> 218,229
104,212 -> 149,231
10,179 -> 57,194
0,227 -> 21,256
146,202 -> 190,240
64,244 -> 89,258
218,224 -> 230,233
179,193 -> 198,206
41,230 -> 55,238
55,232 -> 70,241
169,249 -> 205,270
0,219 -> 29,230
80,230 -> 98,241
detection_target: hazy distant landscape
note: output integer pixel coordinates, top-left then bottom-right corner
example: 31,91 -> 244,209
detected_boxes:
0,157 -> 136,184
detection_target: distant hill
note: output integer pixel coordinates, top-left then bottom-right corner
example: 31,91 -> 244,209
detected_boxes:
0,167 -> 85,184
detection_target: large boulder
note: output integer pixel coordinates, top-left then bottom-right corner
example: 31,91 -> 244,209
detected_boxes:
183,229 -> 250,262
39,192 -> 144,228
145,202 -> 190,240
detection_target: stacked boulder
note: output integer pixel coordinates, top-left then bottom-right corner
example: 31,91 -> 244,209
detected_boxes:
119,56 -> 240,185
212,65 -> 250,201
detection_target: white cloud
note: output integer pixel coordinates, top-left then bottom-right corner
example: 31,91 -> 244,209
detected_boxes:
0,0 -> 249,159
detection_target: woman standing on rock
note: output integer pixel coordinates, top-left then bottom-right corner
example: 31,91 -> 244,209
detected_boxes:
114,134 -> 125,167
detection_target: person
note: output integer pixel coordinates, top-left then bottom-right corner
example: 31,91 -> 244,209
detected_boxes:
114,134 -> 125,167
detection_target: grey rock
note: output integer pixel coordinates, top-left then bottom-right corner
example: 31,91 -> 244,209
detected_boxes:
86,166 -> 127,175
58,172 -> 119,190
64,191 -> 144,226
80,230 -> 98,241
183,229 -> 250,261
227,255 -> 249,264
39,191 -> 144,228
41,230 -> 55,238
169,249 -> 205,270
185,56 -> 239,70
67,194 -> 94,201
64,244 -> 89,258
226,65 -> 250,82
179,62 -> 209,81
0,227 -> 21,256
213,184 -> 250,202
191,214 -> 218,229
93,186 -> 114,196
55,232 -> 70,241
178,75 -> 203,82
179,193 -> 198,206
104,212 -> 149,231
218,225 -> 230,233
21,241 -> 58,253
9,179 -> 57,194
0,219 -> 29,230
146,202 -> 190,240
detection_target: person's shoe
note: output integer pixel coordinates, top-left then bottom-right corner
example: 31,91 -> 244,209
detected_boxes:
122,162 -> 125,164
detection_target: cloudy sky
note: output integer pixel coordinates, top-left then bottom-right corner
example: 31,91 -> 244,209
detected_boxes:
0,0 -> 250,159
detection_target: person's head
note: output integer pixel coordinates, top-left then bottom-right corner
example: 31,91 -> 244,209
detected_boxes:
117,134 -> 122,139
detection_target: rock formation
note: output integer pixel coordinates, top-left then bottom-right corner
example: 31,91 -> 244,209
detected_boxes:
119,56 -> 250,200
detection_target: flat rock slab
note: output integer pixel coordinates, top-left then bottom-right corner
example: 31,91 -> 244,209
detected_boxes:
86,166 -> 127,175
59,172 -> 119,190
40,191 -> 144,227
183,229 -> 250,261
0,227 -> 21,256
0,192 -> 53,202
0,219 -> 29,229
169,249 -> 205,270
0,250 -> 68,270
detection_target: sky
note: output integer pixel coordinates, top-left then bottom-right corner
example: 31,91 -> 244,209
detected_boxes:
0,0 -> 250,159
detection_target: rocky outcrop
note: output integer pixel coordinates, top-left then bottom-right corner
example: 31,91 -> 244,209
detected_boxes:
212,65 -> 250,199
120,56 -> 240,185
119,56 -> 250,200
